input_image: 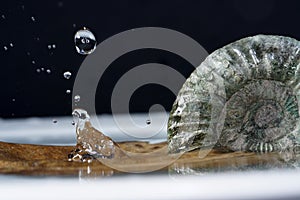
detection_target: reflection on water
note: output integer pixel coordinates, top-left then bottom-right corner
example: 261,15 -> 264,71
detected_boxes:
78,166 -> 114,180
169,150 -> 300,177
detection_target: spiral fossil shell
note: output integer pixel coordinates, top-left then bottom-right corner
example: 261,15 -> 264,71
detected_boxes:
168,35 -> 300,153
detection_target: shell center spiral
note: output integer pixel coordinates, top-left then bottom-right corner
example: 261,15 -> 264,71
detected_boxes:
253,100 -> 282,129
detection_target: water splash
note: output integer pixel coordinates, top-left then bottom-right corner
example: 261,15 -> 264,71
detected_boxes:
68,109 -> 118,162
68,108 -> 183,172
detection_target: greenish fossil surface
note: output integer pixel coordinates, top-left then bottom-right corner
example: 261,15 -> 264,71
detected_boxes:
168,35 -> 300,153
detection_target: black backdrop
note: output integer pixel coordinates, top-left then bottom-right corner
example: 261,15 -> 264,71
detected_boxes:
1,0 -> 299,118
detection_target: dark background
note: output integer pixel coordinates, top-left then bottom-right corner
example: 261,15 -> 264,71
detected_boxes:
1,0 -> 299,118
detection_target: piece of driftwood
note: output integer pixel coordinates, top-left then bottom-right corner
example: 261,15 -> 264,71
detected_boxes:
0,141 -> 296,176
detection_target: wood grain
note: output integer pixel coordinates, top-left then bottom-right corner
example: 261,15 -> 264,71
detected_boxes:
0,141 -> 294,176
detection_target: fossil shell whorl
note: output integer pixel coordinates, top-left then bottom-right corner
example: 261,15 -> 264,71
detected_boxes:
168,35 -> 300,153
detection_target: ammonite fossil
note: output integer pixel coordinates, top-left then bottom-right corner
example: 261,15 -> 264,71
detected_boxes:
168,35 -> 300,153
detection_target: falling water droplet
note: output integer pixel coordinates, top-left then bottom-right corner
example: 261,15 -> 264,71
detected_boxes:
3,46 -> 7,51
74,95 -> 80,103
52,44 -> 56,49
53,119 -> 58,123
146,119 -> 151,125
12,98 -> 15,102
47,45 -> 52,49
66,89 -> 71,94
9,43 -> 13,47
36,68 -> 41,73
46,69 -> 51,73
1,15 -> 5,19
63,71 -> 72,79
74,28 -> 97,55
32,60 -> 36,64
31,16 -> 36,22
41,68 -> 44,71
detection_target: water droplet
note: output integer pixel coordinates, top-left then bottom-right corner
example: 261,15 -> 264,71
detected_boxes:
52,44 -> 56,49
31,16 -> 36,22
12,98 -> 15,102
1,15 -> 5,19
63,71 -> 72,79
53,119 -> 57,123
66,89 -> 71,94
36,68 -> 41,73
41,68 -> 44,71
71,121 -> 75,125
47,45 -> 51,49
74,95 -> 80,103
32,60 -> 36,64
146,120 -> 151,125
74,28 -> 97,55
46,69 -> 51,73
9,43 -> 13,47
3,46 -> 7,51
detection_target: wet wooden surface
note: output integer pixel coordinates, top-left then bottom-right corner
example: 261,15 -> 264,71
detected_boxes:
0,141 -> 296,177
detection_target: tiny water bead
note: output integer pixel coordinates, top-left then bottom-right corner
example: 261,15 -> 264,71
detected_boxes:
74,28 -> 97,55
146,120 -> 151,125
74,95 -> 80,102
1,14 -> 5,19
31,16 -> 36,22
9,43 -> 13,47
3,46 -> 7,51
63,71 -> 72,79
36,68 -> 41,73
66,89 -> 71,94
46,69 -> 51,74
47,44 -> 56,49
